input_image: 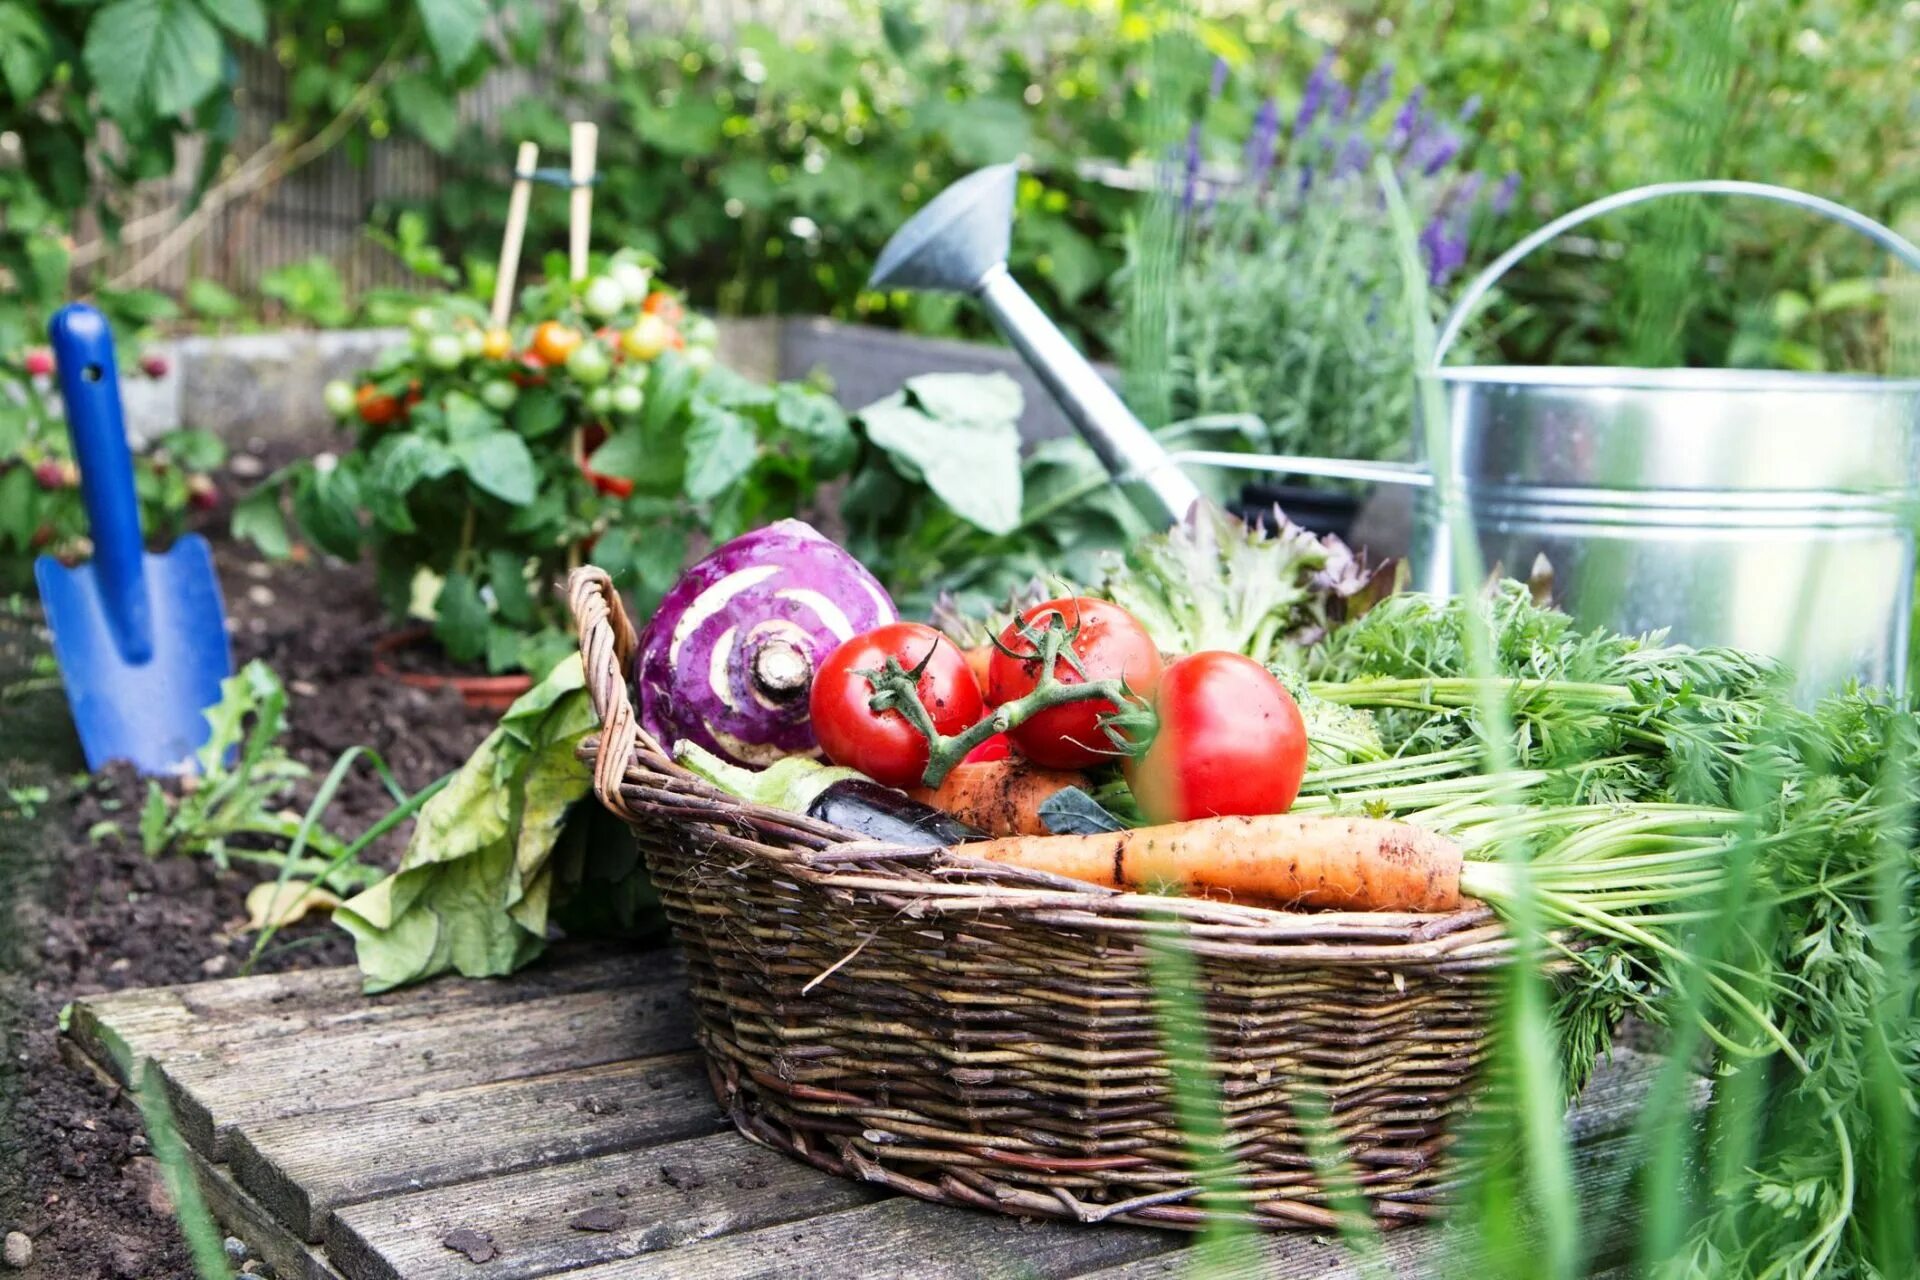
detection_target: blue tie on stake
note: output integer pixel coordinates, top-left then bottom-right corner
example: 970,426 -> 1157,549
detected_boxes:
33,304 -> 232,774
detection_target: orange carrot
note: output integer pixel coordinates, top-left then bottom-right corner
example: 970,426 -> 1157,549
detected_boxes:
961,814 -> 1464,912
908,758 -> 1084,837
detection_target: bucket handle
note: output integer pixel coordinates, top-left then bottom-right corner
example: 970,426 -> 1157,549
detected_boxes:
1434,179 -> 1920,365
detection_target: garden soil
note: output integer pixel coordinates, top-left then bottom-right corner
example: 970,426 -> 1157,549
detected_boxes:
1,485 -> 498,1278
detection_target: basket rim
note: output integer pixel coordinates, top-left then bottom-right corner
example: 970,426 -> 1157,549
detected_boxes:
566,566 -> 1509,960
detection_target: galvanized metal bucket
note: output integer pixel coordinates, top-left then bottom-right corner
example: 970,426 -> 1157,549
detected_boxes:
1418,182 -> 1920,697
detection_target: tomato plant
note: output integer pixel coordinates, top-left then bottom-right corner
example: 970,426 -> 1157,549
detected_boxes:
812,624 -> 984,788
987,598 -> 1161,769
1125,652 -> 1308,825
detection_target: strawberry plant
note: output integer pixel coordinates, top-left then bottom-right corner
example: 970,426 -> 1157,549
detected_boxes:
0,345 -> 226,592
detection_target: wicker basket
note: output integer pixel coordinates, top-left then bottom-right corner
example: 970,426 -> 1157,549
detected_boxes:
570,567 -> 1517,1231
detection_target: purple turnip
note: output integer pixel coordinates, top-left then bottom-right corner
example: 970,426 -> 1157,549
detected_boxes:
635,520 -> 896,766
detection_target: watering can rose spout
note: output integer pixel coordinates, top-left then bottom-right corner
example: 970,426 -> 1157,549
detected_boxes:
869,164 -> 1203,525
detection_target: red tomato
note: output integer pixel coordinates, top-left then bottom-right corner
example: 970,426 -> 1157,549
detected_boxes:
530,321 -> 582,366
811,623 -> 985,788
577,423 -> 633,498
986,597 -> 1161,769
960,643 -> 993,694
355,384 -> 402,426
641,291 -> 685,326
1126,652 -> 1308,824
963,733 -> 1013,764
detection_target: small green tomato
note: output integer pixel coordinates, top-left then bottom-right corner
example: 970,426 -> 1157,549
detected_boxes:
322,379 -> 357,418
610,261 -> 653,306
408,305 -> 441,336
583,276 -> 627,320
479,379 -> 519,411
610,383 -> 644,415
424,333 -> 467,370
684,344 -> 715,372
566,341 -> 613,386
587,386 -> 615,415
682,314 -> 718,348
461,328 -> 486,358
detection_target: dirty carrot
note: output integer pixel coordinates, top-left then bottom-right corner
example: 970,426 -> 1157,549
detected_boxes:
960,814 -> 1465,912
908,758 -> 1084,837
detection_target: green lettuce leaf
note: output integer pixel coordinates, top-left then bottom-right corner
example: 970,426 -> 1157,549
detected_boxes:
335,654 -> 663,992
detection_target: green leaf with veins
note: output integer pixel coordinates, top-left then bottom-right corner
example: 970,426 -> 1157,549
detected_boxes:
85,0 -> 224,121
452,430 -> 537,505
194,0 -> 264,43
415,0 -> 488,71
432,571 -> 489,663
682,403 -> 757,502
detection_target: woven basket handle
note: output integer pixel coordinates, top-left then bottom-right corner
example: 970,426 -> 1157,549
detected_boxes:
567,566 -> 658,813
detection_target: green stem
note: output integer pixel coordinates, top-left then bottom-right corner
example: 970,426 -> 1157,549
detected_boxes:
864,614 -> 1150,788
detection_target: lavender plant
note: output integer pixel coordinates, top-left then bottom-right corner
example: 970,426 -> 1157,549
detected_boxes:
1124,56 -> 1516,470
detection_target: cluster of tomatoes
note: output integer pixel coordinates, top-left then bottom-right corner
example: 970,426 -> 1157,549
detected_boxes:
807,597 -> 1312,825
322,263 -> 716,446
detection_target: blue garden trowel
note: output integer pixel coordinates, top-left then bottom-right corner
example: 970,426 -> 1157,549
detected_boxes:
34,304 -> 231,774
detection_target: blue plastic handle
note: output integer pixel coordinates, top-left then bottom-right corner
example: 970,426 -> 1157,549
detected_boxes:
49,304 -> 152,663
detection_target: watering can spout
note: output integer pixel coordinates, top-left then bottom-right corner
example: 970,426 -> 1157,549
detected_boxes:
871,166 -> 1203,525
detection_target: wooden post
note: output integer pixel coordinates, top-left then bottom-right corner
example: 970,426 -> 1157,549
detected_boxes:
490,141 -> 539,330
568,122 -> 598,283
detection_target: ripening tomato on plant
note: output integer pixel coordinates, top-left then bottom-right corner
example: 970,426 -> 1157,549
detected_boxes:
355,384 -> 403,426
530,321 -> 582,367
811,623 -> 985,788
1124,652 -> 1308,824
986,597 -> 1161,769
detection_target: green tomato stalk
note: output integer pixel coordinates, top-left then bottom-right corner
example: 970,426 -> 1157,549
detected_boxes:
860,612 -> 1152,789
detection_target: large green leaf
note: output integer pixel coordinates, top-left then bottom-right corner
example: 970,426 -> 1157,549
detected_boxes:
390,76 -> 459,152
432,571 -> 489,663
85,0 -> 224,122
858,377 -> 1025,535
415,0 -> 488,72
292,464 -> 363,560
0,2 -> 52,101
366,434 -> 456,532
195,0 -> 263,43
230,486 -> 290,559
452,430 -> 537,505
682,403 -> 757,502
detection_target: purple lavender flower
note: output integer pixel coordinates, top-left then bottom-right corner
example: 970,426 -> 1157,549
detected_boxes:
1411,126 -> 1461,176
1355,62 -> 1395,123
1335,135 -> 1372,180
1325,82 -> 1352,127
1451,171 -> 1484,211
1457,94 -> 1482,123
1243,97 -> 1281,193
1292,53 -> 1335,140
1209,56 -> 1229,99
1491,171 -> 1520,215
1387,88 -> 1426,152
1180,120 -> 1204,214
1420,208 -> 1471,285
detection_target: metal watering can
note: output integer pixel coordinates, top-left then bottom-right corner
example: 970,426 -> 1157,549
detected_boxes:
872,170 -> 1920,697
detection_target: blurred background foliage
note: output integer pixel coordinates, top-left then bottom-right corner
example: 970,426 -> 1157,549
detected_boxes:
4,0 -> 1916,436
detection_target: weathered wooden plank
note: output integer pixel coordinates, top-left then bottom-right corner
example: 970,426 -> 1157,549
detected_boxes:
228,1053 -> 728,1242
551,1196 -> 1179,1280
1065,1108 -> 1687,1278
326,1130 -> 883,1280
70,947 -> 657,1089
144,970 -> 696,1160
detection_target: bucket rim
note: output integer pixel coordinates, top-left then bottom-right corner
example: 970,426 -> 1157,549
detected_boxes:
1432,365 -> 1920,394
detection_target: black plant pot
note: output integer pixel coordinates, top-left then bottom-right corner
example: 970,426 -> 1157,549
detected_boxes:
1233,481 -> 1366,543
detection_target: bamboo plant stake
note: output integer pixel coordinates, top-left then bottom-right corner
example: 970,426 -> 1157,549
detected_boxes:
489,141 -> 540,330
568,121 -> 598,284
566,121 -> 598,572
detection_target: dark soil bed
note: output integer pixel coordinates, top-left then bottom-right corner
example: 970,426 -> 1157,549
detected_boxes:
0,480 -> 499,1278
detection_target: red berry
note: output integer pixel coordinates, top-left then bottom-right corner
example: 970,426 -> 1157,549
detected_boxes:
24,349 -> 53,377
141,353 -> 170,379
187,475 -> 219,510
32,460 -> 70,490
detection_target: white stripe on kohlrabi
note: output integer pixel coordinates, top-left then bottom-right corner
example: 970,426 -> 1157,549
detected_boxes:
669,564 -> 782,664
707,626 -> 740,710
774,587 -> 857,640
